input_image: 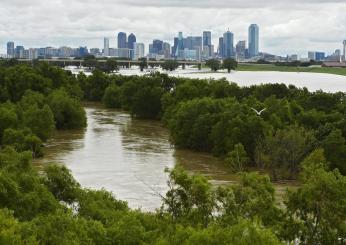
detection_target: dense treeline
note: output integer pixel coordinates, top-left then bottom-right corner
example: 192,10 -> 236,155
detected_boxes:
82,70 -> 346,179
0,62 -> 86,157
0,147 -> 345,244
0,62 -> 345,243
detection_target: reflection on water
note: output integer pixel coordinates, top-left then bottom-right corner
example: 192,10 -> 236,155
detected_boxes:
35,104 -> 230,210
35,104 -> 293,210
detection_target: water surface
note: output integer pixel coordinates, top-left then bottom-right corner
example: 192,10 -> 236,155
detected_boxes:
36,104 -> 234,210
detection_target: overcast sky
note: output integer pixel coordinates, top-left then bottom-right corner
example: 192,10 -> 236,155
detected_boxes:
1,0 -> 345,56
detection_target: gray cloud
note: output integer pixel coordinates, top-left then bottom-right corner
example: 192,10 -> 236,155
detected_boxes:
0,0 -> 345,56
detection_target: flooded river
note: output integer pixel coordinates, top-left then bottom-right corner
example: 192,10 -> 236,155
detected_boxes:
36,104 -> 293,210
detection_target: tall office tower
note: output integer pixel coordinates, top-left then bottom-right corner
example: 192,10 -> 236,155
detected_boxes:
128,33 -> 136,50
223,31 -> 234,58
236,41 -> 246,60
7,42 -> 14,58
152,39 -> 163,54
163,42 -> 171,58
203,31 -> 212,57
172,37 -> 179,57
133,42 -> 145,60
104,37 -> 110,56
343,40 -> 346,61
176,32 -> 184,57
218,37 -> 224,57
185,36 -> 202,50
248,24 -> 259,58
117,32 -> 127,49
15,46 -> 24,58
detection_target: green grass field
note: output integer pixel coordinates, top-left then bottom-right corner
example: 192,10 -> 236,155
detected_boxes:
237,63 -> 346,76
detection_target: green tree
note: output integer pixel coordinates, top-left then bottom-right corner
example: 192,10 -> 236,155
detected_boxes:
323,129 -> 346,175
226,143 -> 249,172
48,90 -> 86,129
22,105 -> 55,141
44,164 -> 81,204
102,83 -> 122,108
222,58 -> 238,73
206,59 -> 221,72
161,60 -> 179,71
284,169 -> 346,244
138,58 -> 148,72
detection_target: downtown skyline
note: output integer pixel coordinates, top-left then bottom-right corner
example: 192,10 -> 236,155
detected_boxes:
1,0 -> 346,56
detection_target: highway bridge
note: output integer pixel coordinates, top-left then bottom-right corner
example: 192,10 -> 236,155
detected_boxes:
17,59 -> 206,70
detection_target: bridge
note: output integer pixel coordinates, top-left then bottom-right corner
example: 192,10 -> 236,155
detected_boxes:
17,59 -> 206,70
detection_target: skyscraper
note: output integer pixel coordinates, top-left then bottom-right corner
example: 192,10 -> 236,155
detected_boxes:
223,31 -> 234,58
133,42 -> 145,60
7,42 -> 14,58
218,37 -> 224,57
203,31 -> 211,47
117,32 -> 127,49
236,41 -> 246,60
163,42 -> 171,58
104,37 -> 109,56
128,33 -> 136,50
248,24 -> 259,58
176,32 -> 184,58
203,31 -> 212,58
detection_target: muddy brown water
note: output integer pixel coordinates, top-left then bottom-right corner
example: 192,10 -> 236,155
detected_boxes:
35,104 -> 295,210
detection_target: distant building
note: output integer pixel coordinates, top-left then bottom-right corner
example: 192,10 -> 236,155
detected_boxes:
162,42 -> 171,58
15,46 -> 24,59
308,51 -> 325,61
90,48 -> 101,56
109,48 -> 130,58
176,32 -> 184,58
185,36 -> 202,50
133,43 -> 145,60
29,48 -> 38,60
7,42 -> 14,58
104,37 -> 110,56
223,31 -> 234,58
218,37 -> 224,57
150,39 -> 163,54
128,33 -> 136,50
236,41 -> 246,60
117,32 -> 127,49
203,31 -> 212,58
179,49 -> 197,60
248,24 -> 259,58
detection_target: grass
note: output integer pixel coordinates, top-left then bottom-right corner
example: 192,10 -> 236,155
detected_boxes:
237,63 -> 346,76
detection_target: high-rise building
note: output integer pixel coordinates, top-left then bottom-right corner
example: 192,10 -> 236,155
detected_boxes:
104,37 -> 110,56
248,24 -> 259,58
152,39 -> 163,54
176,32 -> 184,58
162,42 -> 171,58
133,43 -> 145,60
15,46 -> 24,58
218,37 -> 224,57
223,31 -> 234,58
185,36 -> 202,50
7,42 -> 14,58
236,41 -> 246,60
128,33 -> 136,50
203,31 -> 211,47
117,32 -> 127,49
203,31 -> 212,57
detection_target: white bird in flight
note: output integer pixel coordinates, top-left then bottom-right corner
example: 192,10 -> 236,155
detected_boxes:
251,107 -> 267,116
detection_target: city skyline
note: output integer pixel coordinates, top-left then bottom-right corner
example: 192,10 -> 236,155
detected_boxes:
1,0 -> 346,56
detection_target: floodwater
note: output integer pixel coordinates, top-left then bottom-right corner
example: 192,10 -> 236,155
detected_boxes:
119,67 -> 346,93
35,104 -> 237,210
